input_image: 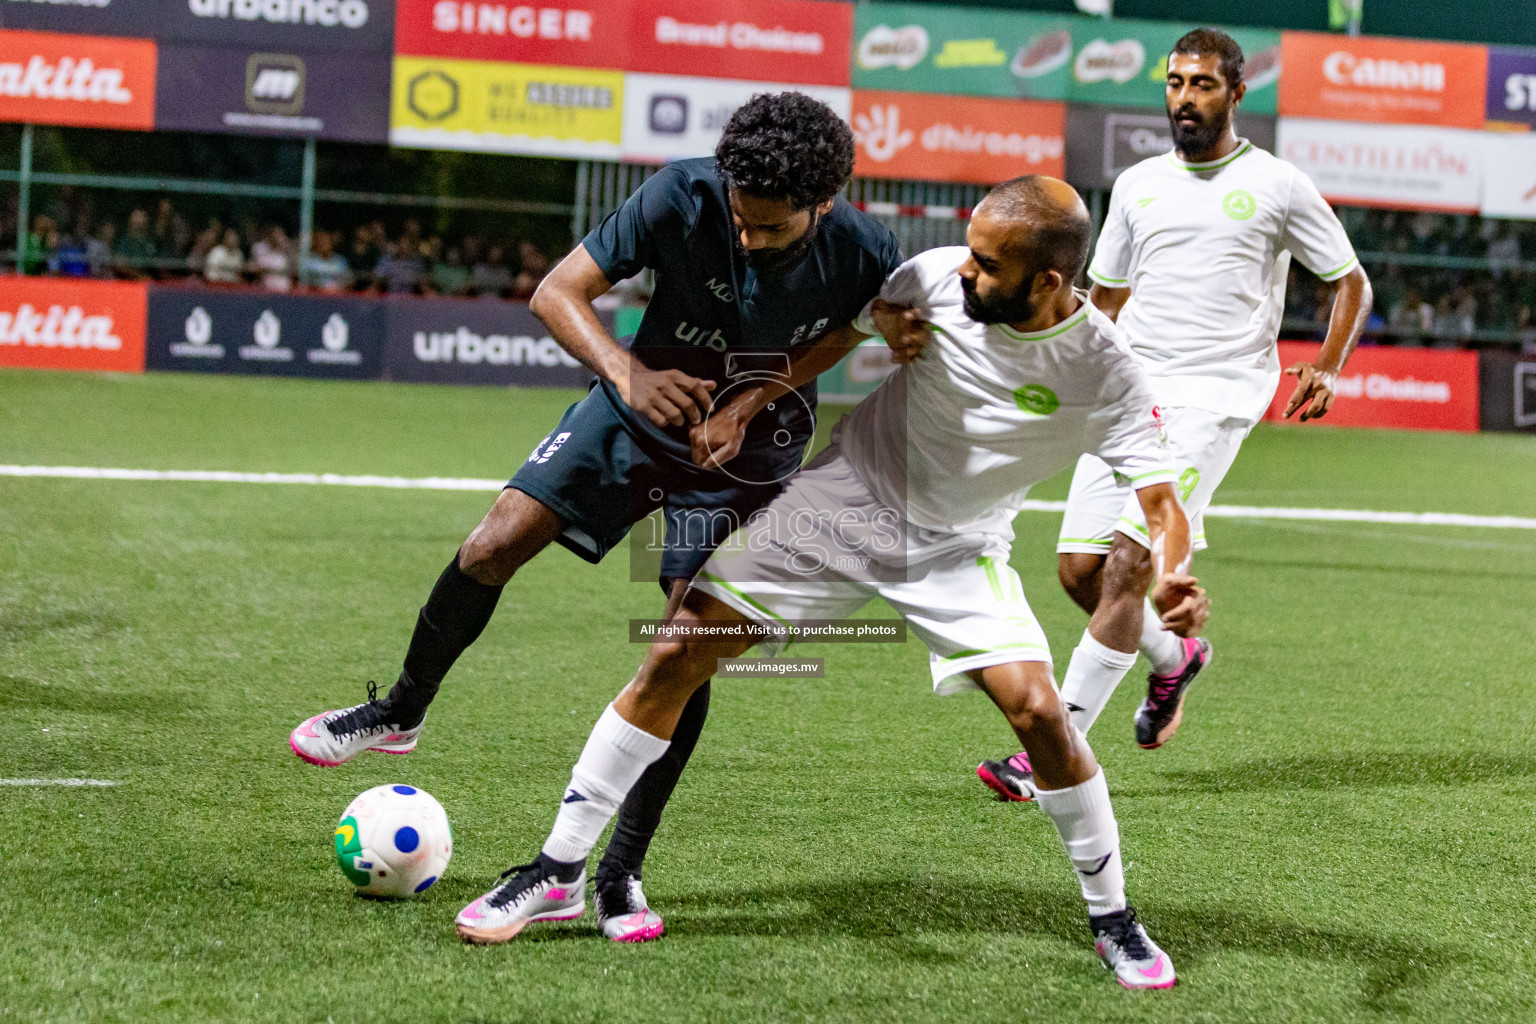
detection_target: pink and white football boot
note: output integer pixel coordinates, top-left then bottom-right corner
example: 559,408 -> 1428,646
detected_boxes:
456,856 -> 586,945
288,683 -> 423,767
1091,907 -> 1177,990
595,870 -> 665,943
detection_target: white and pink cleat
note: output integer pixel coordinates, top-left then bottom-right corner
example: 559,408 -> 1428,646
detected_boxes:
288,686 -> 423,767
1091,907 -> 1177,990
456,858 -> 586,945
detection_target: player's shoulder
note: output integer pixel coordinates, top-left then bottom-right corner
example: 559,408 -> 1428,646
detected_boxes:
1081,302 -> 1153,388
822,197 -> 902,265
635,159 -> 717,214
884,246 -> 968,306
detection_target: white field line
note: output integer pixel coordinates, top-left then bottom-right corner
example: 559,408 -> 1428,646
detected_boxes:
0,778 -> 117,787
4,464 -> 1534,531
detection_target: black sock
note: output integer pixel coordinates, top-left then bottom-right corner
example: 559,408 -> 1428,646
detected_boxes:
384,553 -> 504,727
597,681 -> 711,882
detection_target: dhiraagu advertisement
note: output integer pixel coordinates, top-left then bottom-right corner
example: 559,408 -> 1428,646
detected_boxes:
1068,20 -> 1281,114
851,2 -> 1073,100
390,58 -> 623,157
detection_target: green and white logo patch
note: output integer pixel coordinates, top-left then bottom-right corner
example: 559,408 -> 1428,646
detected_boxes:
1013,384 -> 1060,416
1222,189 -> 1256,221
1178,466 -> 1201,503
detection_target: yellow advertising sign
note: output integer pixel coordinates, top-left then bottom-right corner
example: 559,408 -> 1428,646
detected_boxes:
390,58 -> 624,157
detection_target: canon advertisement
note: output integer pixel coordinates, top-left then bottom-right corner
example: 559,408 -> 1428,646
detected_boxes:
146,288 -> 386,379
0,0 -> 156,37
155,44 -> 390,141
157,0 -> 395,53
1064,104 -> 1276,189
382,296 -> 599,387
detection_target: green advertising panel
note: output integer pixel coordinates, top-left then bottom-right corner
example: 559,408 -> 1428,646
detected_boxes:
1066,19 -> 1281,114
852,2 -> 1075,100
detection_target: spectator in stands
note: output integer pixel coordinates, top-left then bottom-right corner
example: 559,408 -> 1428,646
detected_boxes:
114,209 -> 157,280
1388,286 -> 1433,339
430,244 -> 471,296
19,214 -> 53,275
204,228 -> 245,285
303,230 -> 351,292
154,198 -> 190,264
512,239 -> 550,299
471,244 -> 513,298
85,220 -> 115,279
374,240 -> 425,295
187,218 -> 223,276
347,224 -> 381,293
250,225 -> 293,292
47,226 -> 89,277
1489,223 -> 1521,279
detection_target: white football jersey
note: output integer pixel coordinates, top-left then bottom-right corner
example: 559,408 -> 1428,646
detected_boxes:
1088,139 -> 1359,422
844,247 -> 1176,540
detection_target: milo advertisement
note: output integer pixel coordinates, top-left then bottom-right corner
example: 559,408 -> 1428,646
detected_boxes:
852,2 -> 1073,100
850,5 -> 1281,114
1067,19 -> 1280,114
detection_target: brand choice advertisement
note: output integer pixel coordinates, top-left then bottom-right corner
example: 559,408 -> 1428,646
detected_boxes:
146,289 -> 385,379
158,0 -> 395,53
155,44 -> 390,141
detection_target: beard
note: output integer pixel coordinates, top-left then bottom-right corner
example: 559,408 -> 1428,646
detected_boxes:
961,275 -> 1038,325
1167,103 -> 1230,156
741,212 -> 821,276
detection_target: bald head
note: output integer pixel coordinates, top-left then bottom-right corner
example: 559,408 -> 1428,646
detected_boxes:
974,175 -> 1091,284
959,175 -> 1090,327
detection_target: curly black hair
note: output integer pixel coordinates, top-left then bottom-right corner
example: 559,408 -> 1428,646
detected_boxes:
715,92 -> 855,211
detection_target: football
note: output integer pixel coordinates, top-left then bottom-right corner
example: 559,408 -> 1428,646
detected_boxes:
333,785 -> 453,898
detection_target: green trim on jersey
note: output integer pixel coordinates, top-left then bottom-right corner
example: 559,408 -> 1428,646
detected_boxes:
699,572 -> 787,626
1167,139 -> 1253,172
1087,267 -> 1128,286
1316,256 -> 1361,281
941,640 -> 1051,663
997,302 -> 1090,342
1116,515 -> 1150,537
1057,536 -> 1113,547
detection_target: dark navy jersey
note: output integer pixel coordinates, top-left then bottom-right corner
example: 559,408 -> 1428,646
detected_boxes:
582,157 -> 902,475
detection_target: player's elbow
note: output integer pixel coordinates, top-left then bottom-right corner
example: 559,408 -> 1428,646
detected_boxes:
528,275 -> 559,323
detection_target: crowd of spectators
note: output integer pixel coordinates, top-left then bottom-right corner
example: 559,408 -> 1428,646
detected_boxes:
1283,207 -> 1536,346
7,198 -> 555,301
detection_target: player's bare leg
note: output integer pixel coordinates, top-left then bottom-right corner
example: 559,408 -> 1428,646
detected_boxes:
456,590 -> 748,944
971,661 -> 1176,989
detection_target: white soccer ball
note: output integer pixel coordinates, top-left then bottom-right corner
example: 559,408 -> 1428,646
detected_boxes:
333,784 -> 452,898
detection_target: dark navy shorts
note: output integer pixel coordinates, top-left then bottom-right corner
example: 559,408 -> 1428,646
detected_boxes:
508,387 -> 797,587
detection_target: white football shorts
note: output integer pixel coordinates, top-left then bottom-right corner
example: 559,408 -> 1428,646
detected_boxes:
1056,405 -> 1252,556
691,446 -> 1052,696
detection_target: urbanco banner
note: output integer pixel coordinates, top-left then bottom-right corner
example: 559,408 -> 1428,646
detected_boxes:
383,296 -> 599,387
158,0 -> 396,53
393,0 -> 628,68
0,27 -> 156,129
851,89 -> 1065,185
0,0 -> 156,37
624,0 -> 851,87
0,276 -> 147,373
1279,30 -> 1488,128
155,44 -> 390,142
620,73 -> 849,164
389,56 -> 622,156
1264,341 -> 1479,433
1277,117 -> 1485,213
146,287 -> 386,380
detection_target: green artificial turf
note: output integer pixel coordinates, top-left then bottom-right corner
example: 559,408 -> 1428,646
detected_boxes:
1,368 -> 1534,1024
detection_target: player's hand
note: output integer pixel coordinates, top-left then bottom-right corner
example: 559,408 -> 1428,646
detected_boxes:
690,399 -> 750,469
619,364 -> 716,428
1283,362 -> 1339,422
869,299 -> 930,365
1150,572 -> 1209,637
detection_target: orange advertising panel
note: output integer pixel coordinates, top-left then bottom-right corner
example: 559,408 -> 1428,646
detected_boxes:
1264,342 -> 1479,433
0,277 -> 147,373
1278,31 -> 1488,128
851,90 -> 1065,185
0,28 -> 156,130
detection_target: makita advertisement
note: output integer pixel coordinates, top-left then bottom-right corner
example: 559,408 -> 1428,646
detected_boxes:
146,287 -> 385,379
155,43 -> 390,141
382,296 -> 598,387
0,27 -> 157,129
0,0 -> 155,37
0,276 -> 147,373
157,0 -> 395,53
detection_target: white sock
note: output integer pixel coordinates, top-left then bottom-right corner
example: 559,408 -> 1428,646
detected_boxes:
541,703 -> 670,864
1140,598 -> 1186,676
1058,628 -> 1138,735
1034,768 -> 1127,916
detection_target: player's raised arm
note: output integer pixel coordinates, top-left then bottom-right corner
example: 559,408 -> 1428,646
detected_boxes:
531,248 -> 715,429
1134,482 -> 1208,636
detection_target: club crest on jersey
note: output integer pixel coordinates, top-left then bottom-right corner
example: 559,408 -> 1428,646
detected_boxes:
1222,189 -> 1257,221
1013,384 -> 1060,417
